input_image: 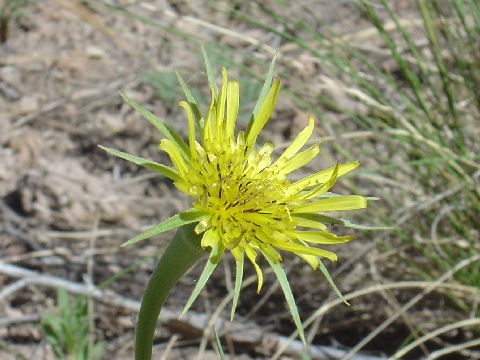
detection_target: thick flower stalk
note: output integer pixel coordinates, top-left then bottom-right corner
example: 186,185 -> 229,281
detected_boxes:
101,55 -> 367,358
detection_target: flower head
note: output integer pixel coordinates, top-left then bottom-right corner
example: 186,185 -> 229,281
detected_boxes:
166,67 -> 365,289
101,58 -> 366,344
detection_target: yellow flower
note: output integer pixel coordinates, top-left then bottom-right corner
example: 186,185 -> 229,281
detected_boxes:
167,68 -> 365,290
101,62 -> 366,345
103,66 -> 366,288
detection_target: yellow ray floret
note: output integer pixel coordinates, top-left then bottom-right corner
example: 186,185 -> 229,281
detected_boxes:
246,78 -> 280,148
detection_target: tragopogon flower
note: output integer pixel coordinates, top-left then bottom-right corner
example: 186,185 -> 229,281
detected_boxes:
101,59 -> 366,344
173,67 -> 365,282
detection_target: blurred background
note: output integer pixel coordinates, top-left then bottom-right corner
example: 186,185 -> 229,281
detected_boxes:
1,0 -> 479,359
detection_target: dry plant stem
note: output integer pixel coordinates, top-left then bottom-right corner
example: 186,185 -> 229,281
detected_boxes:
0,261 -> 141,310
272,273 -> 480,359
159,334 -> 179,360
195,269 -> 260,358
368,256 -> 429,356
342,254 -> 480,360
426,338 -> 480,360
135,223 -> 206,360
392,318 -> 480,359
3,259 -> 467,360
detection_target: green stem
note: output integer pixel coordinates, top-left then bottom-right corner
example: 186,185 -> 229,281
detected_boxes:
135,223 -> 206,360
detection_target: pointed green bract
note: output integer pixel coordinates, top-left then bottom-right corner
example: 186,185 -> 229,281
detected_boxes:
231,253 -> 244,321
293,213 -> 393,231
180,242 -> 225,318
317,259 -> 348,305
202,46 -> 218,98
119,92 -> 190,160
250,53 -> 278,121
121,208 -> 206,247
245,54 -> 277,138
175,71 -> 202,130
98,145 -> 179,181
339,218 -> 394,230
264,252 -> 306,346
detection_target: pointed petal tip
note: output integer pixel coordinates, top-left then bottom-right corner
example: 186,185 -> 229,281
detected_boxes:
271,78 -> 281,92
307,114 -> 315,125
360,196 -> 368,208
256,280 -> 262,293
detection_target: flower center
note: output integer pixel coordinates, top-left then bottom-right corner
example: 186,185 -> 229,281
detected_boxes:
192,140 -> 296,248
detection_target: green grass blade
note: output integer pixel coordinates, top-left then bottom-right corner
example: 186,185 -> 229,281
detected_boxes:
359,0 -> 433,122
97,247 -> 165,289
181,242 -> 224,317
417,0 -> 459,124
98,145 -> 179,181
263,250 -> 306,346
417,0 -> 465,151
121,208 -> 206,247
379,0 -> 442,107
